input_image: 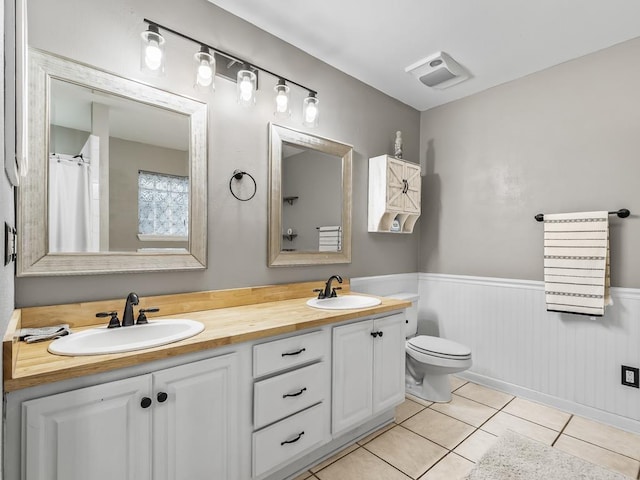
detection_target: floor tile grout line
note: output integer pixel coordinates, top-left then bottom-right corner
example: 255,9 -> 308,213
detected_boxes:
454,391 -> 515,411
551,413 -> 573,447
358,442 -> 423,480
398,417 -> 480,453
560,431 -> 640,463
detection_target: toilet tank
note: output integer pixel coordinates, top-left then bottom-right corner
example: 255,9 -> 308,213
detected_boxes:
388,292 -> 419,338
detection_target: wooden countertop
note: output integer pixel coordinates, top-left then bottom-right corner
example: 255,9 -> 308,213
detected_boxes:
3,281 -> 410,392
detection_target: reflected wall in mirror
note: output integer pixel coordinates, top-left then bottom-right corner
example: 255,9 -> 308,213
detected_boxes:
18,48 -> 208,276
268,124 -> 352,267
49,79 -> 190,254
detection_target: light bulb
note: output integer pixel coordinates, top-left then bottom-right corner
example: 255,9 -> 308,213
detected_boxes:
140,24 -> 165,76
239,75 -> 254,102
275,91 -> 289,113
194,47 -> 215,91
304,103 -> 318,124
197,60 -> 213,86
145,40 -> 163,71
237,66 -> 257,106
303,93 -> 319,127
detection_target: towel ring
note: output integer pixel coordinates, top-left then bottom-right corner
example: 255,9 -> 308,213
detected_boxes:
229,170 -> 257,202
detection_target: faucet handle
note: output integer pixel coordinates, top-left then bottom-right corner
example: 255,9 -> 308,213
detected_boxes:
96,311 -> 120,328
136,307 -> 159,325
330,287 -> 342,298
312,288 -> 325,299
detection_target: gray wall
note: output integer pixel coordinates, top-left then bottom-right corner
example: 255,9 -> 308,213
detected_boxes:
419,37 -> 640,288
282,150 -> 342,251
109,137 -> 188,252
50,125 -> 89,155
16,0 -> 420,307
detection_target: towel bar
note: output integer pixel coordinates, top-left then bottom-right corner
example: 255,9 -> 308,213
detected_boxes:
535,208 -> 630,222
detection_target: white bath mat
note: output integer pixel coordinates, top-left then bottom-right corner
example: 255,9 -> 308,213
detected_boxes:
466,430 -> 632,479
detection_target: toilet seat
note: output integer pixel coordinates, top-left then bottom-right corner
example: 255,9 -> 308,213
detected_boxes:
407,336 -> 471,360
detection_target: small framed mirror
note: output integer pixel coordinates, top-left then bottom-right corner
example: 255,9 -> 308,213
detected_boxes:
17,49 -> 208,276
268,123 -> 352,267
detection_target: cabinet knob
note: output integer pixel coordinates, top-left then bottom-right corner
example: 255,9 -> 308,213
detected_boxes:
370,331 -> 378,338
157,392 -> 168,403
140,397 -> 152,409
378,331 -> 384,337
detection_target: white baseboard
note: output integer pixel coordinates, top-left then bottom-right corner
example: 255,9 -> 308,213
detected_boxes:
458,371 -> 640,435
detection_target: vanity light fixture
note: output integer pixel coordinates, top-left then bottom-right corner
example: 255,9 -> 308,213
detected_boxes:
302,92 -> 320,127
237,65 -> 257,106
194,45 -> 215,91
139,18 -> 320,127
140,23 -> 165,75
274,79 -> 291,118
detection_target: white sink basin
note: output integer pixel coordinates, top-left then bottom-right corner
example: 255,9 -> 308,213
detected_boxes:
48,319 -> 205,356
306,295 -> 382,310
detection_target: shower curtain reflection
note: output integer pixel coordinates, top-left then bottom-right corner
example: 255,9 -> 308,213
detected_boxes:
48,153 -> 96,253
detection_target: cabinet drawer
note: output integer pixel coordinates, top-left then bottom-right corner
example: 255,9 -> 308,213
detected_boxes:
253,403 -> 326,477
254,362 -> 326,429
253,330 -> 326,377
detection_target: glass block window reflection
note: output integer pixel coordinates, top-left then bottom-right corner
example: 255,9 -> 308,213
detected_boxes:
138,171 -> 189,237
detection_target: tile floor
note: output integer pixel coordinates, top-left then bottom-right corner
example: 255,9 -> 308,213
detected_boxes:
293,377 -> 640,480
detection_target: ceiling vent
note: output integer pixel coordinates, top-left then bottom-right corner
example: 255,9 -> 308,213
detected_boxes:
405,52 -> 470,89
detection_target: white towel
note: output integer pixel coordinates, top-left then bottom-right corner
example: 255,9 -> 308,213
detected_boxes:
543,211 -> 612,316
318,225 -> 342,251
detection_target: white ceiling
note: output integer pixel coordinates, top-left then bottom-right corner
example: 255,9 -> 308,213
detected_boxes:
207,0 -> 640,111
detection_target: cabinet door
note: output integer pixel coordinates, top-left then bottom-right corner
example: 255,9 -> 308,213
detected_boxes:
403,162 -> 421,214
23,376 -> 152,480
373,313 -> 406,413
332,320 -> 374,434
152,353 -> 239,480
385,157 -> 407,211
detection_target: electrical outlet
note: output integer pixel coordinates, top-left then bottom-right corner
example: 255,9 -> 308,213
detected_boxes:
621,365 -> 639,388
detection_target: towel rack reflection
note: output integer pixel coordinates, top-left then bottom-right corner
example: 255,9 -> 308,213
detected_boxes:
535,208 -> 630,222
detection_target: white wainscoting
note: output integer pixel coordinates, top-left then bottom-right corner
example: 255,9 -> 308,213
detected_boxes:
350,272 -> 418,298
419,273 -> 640,433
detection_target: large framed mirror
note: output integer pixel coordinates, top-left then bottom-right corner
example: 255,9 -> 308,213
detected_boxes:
268,124 -> 352,266
17,48 -> 208,276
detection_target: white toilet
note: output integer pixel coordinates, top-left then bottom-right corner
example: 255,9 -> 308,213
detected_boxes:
389,293 -> 472,403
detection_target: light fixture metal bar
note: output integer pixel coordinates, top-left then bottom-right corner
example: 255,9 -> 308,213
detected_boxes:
143,18 -> 317,95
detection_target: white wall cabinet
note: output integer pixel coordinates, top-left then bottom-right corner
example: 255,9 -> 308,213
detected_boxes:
368,155 -> 421,233
22,353 -> 239,480
331,313 -> 405,435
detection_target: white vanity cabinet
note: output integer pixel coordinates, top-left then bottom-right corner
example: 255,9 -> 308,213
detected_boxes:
332,313 -> 405,435
368,154 -> 421,233
251,330 -> 331,478
21,353 -> 240,480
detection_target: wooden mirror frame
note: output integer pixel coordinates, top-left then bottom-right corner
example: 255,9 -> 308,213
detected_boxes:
17,49 -> 208,276
268,123 -> 352,267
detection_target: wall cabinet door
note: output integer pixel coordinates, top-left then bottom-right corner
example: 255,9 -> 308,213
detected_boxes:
332,313 -> 405,435
152,353 -> 239,480
402,162 -> 421,214
372,313 -> 406,413
332,320 -> 374,434
23,376 -> 152,480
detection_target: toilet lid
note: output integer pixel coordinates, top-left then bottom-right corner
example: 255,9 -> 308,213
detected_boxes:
407,336 -> 471,359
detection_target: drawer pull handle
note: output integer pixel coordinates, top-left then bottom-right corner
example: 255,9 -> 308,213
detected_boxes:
282,348 -> 306,357
281,431 -> 305,446
283,387 -> 307,398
